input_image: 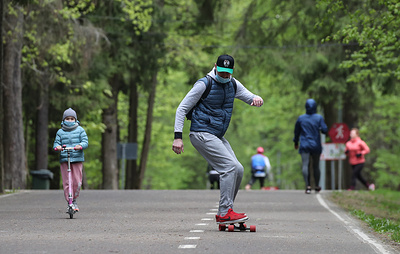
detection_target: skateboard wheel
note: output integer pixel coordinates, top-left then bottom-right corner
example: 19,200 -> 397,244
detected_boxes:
219,224 -> 226,231
250,225 -> 256,232
243,224 -> 247,228
228,225 -> 235,232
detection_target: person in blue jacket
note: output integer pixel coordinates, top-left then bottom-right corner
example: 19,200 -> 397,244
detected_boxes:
53,108 -> 89,212
293,99 -> 328,194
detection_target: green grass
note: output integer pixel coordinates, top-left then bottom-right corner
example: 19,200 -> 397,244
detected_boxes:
329,190 -> 400,243
0,189 -> 19,195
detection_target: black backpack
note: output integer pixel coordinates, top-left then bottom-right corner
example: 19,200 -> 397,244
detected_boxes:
186,75 -> 237,120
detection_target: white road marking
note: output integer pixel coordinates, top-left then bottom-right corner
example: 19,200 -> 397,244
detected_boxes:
195,223 -> 208,226
179,245 -> 197,249
316,194 -> 392,254
201,218 -> 213,221
184,237 -> 200,240
190,230 -> 204,233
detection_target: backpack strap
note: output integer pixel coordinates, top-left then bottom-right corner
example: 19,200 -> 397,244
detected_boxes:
185,75 -> 211,120
201,75 -> 212,100
231,78 -> 237,93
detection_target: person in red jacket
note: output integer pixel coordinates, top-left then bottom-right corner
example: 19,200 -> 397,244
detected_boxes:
345,128 -> 375,191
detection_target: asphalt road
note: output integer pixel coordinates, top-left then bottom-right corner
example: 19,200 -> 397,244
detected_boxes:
0,189 -> 398,254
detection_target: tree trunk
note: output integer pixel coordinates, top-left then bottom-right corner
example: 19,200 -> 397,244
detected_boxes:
125,77 -> 138,189
102,75 -> 119,189
137,72 -> 158,189
36,76 -> 49,170
3,5 -> 26,189
0,0 -> 5,193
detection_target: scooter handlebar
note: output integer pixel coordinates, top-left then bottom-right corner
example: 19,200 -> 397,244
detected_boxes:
54,146 -> 83,151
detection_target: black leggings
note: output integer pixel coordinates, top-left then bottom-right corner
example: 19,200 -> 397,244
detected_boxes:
351,163 -> 368,188
247,176 -> 265,188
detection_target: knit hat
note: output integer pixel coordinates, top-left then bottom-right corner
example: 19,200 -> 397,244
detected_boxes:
63,108 -> 77,121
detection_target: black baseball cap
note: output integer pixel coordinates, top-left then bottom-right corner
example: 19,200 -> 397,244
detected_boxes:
216,55 -> 234,74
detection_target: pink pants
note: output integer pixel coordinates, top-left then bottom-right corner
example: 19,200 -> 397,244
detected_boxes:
60,162 -> 83,202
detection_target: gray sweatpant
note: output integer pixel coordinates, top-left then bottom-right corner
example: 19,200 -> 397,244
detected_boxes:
190,132 -> 244,216
301,152 -> 321,187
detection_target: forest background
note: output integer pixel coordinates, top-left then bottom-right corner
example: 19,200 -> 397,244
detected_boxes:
1,0 -> 399,192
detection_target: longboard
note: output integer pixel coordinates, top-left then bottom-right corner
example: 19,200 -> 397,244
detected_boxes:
218,220 -> 256,232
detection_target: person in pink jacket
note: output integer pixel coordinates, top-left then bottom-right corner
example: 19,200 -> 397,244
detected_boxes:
345,128 -> 375,191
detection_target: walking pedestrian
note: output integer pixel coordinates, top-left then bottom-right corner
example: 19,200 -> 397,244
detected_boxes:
293,99 -> 328,194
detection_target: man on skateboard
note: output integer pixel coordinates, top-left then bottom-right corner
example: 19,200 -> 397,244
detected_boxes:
172,54 -> 264,224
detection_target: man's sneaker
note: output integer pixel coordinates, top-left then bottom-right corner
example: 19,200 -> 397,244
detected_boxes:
73,200 -> 79,212
368,183 -> 375,191
315,186 -> 322,193
305,186 -> 311,194
216,209 -> 248,224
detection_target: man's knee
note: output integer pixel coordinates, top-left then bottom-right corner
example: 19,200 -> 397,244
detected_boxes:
236,163 -> 244,176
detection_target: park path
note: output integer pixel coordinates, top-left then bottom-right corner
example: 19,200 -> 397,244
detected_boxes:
0,189 -> 397,254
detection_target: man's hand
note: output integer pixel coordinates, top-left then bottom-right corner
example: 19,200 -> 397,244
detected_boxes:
251,96 -> 263,107
172,139 -> 184,154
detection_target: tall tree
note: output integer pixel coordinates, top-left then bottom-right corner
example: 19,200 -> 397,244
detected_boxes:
20,0 -> 99,189
0,0 -> 5,193
136,72 -> 157,188
317,0 -> 400,190
102,74 -> 120,189
88,0 -> 153,189
3,3 -> 26,189
125,75 -> 138,189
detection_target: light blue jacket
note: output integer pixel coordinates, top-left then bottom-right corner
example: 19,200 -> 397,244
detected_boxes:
53,122 -> 89,163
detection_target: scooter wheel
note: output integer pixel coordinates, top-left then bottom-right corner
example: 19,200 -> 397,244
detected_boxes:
68,207 -> 74,219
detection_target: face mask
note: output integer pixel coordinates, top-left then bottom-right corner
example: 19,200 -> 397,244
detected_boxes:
63,121 -> 76,127
216,74 -> 230,84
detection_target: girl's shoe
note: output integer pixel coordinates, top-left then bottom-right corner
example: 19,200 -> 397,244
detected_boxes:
305,186 -> 311,194
368,183 -> 375,191
73,200 -> 79,212
315,186 -> 322,193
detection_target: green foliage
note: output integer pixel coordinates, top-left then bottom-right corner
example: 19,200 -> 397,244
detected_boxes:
117,0 -> 153,35
361,92 -> 400,189
318,0 -> 400,84
13,0 -> 400,190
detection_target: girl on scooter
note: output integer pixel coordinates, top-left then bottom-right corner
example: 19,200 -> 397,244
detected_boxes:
53,108 -> 89,212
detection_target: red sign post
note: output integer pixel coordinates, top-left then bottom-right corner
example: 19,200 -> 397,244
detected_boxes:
328,123 -> 350,143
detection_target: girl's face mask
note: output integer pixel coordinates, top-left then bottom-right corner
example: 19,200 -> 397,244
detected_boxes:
63,121 -> 76,127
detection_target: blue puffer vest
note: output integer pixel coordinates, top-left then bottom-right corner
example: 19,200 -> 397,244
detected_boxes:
190,77 -> 236,138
